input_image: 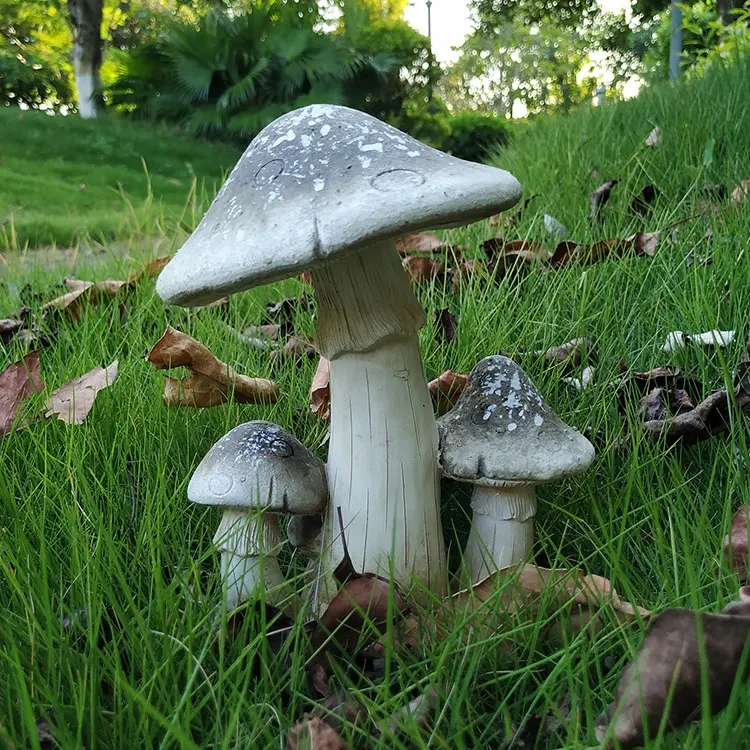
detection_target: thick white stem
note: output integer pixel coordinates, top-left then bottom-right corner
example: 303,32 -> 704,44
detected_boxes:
213,510 -> 288,610
312,242 -> 445,611
464,485 -> 536,583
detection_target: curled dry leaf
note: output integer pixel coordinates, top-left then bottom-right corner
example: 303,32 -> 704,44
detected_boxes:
45,361 -> 118,425
661,329 -> 735,352
310,355 -> 331,420
631,184 -> 658,216
433,307 -> 457,343
723,505 -> 748,582
590,179 -> 618,220
402,255 -> 445,284
428,370 -> 468,413
531,337 -> 595,371
450,259 -> 480,291
0,318 -> 23,345
270,336 -> 317,360
147,326 -> 278,408
395,232 -> 445,255
549,232 -> 659,268
483,238 -> 551,280
595,589 -> 750,749
731,178 -> 750,207
641,362 -> 750,445
644,126 -> 662,147
287,717 -> 349,750
130,255 -> 171,281
0,350 -> 44,437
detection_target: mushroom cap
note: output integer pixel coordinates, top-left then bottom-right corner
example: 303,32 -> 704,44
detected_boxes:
438,356 -> 595,486
188,421 -> 328,513
157,104 -> 522,307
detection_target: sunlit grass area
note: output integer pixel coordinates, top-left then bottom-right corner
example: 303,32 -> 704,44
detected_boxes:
1,59 -> 750,748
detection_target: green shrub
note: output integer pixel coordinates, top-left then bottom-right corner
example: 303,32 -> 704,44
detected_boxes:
442,111 -> 513,163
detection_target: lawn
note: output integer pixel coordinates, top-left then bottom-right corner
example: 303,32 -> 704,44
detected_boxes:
0,107 -> 240,250
1,59 -> 750,749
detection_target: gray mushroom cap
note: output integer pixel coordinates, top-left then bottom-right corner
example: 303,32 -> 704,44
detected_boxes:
156,104 -> 522,307
438,356 -> 595,486
188,421 -> 328,513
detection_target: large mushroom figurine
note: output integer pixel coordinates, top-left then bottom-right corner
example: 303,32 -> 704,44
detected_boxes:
157,104 -> 521,609
188,420 -> 328,610
438,356 -> 595,584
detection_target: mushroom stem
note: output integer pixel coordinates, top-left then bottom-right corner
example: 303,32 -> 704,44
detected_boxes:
311,241 -> 446,610
464,485 -> 536,583
213,510 -> 288,610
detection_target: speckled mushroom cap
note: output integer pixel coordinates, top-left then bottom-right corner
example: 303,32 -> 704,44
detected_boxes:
188,421 -> 328,513
156,104 -> 522,306
438,356 -> 595,486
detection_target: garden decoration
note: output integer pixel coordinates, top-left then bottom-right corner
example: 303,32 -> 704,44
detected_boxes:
438,356 -> 595,583
157,104 -> 522,611
188,420 -> 328,611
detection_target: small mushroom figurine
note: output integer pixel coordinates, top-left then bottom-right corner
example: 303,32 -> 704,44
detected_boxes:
188,420 -> 328,610
438,356 -> 595,583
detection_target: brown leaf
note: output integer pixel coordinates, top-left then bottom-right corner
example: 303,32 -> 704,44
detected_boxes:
549,232 -> 659,268
46,362 -> 118,424
395,232 -> 445,255
287,717 -> 349,750
644,126 -> 662,147
433,307 -> 457,343
449,259 -> 480,291
427,370 -> 468,413
531,338 -> 594,372
41,286 -> 94,322
595,591 -> 750,749
147,326 -> 278,408
723,505 -> 748,582
483,238 -> 551,280
0,319 -> 23,345
310,356 -> 331,420
64,278 -> 130,296
270,336 -> 317,360
131,256 -> 171,281
730,178 -> 750,207
590,179 -> 618,220
630,184 -> 658,216
0,351 -> 44,436
402,256 -> 445,284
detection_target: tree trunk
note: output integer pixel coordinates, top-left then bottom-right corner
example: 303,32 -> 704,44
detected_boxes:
68,0 -> 104,118
717,0 -> 745,25
669,0 -> 682,82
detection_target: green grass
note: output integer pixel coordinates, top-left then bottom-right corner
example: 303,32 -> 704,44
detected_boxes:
0,107 -> 240,249
2,58 -> 750,748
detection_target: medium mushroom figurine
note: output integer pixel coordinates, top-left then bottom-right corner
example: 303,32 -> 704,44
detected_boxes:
438,355 -> 595,584
188,420 -> 328,610
157,104 -> 522,610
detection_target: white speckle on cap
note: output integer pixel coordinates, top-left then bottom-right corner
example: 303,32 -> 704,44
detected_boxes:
395,144 -> 408,151
358,155 -> 372,169
510,371 -> 522,391
270,130 -> 296,149
301,134 -> 312,148
502,391 -> 522,409
236,229 -> 245,242
507,423 -> 517,432
482,403 -> 498,421
407,150 -> 419,157
534,414 -> 544,426
361,142 -> 384,153
313,179 -> 325,192
320,124 -> 331,136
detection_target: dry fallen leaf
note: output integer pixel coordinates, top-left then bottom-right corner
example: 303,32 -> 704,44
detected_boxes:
549,232 -> 659,267
0,350 -> 44,437
310,356 -> 331,420
395,232 -> 446,255
590,179 -> 618,220
130,256 -> 171,281
595,589 -> 750,749
46,361 -> 118,424
402,255 -> 446,284
286,716 -> 349,750
644,126 -> 662,147
530,338 -> 595,372
730,178 -> 750,207
483,238 -> 551,280
0,318 -> 23,345
147,326 -> 278,407
428,370 -> 468,413
723,505 -> 749,582
64,278 -> 130,296
270,336 -> 317,360
433,307 -> 457,343
630,184 -> 658,216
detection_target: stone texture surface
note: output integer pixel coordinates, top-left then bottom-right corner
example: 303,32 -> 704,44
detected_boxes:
188,420 -> 328,513
157,104 -> 522,306
438,355 -> 595,485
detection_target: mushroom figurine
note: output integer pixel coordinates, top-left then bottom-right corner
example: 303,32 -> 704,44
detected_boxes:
188,420 -> 328,610
438,356 -> 595,584
157,104 -> 522,610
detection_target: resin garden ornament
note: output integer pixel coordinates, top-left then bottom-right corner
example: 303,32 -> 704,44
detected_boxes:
188,420 -> 328,611
158,104 -> 522,609
439,356 -> 595,583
